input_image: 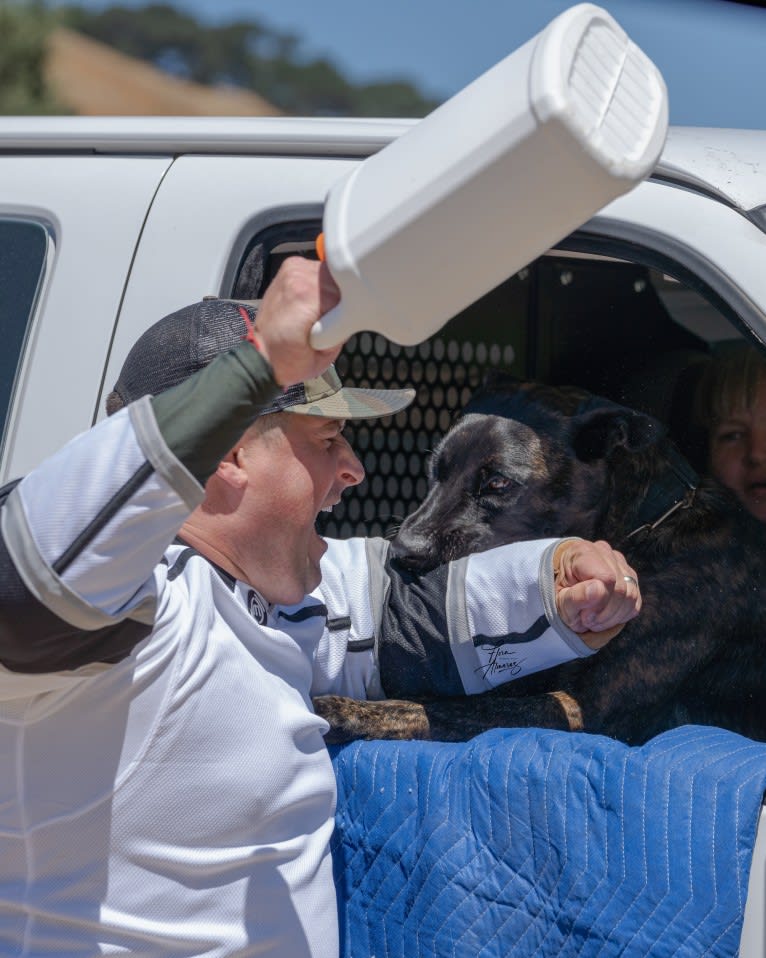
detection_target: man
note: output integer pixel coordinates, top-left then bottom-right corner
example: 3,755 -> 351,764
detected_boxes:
0,258 -> 638,956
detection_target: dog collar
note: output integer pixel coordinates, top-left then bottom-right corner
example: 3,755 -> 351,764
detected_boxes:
624,444 -> 698,540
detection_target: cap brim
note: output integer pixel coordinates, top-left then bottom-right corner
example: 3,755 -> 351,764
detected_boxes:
287,386 -> 416,420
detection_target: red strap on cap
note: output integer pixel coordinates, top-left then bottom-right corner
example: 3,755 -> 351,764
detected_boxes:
239,305 -> 261,350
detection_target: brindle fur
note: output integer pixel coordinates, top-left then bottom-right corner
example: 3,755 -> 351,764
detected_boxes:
314,374 -> 766,746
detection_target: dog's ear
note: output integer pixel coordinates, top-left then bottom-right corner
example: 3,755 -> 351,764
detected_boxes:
479,368 -> 521,392
459,368 -> 522,419
572,406 -> 664,462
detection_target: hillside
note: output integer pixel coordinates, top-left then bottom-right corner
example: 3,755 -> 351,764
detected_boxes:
44,26 -> 281,116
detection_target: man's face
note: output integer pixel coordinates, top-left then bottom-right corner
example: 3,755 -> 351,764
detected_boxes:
709,379 -> 766,523
239,413 -> 365,604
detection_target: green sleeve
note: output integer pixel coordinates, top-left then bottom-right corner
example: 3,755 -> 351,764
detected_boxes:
150,341 -> 280,485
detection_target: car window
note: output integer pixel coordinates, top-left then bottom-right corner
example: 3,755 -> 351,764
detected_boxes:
0,219 -> 48,457
233,226 -> 751,540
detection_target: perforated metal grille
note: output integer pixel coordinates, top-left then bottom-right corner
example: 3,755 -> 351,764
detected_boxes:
317,330 -> 516,540
233,222 -> 523,541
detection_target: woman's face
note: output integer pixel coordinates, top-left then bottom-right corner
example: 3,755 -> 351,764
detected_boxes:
709,378 -> 766,523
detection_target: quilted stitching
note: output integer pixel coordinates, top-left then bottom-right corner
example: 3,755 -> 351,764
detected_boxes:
331,727 -> 766,957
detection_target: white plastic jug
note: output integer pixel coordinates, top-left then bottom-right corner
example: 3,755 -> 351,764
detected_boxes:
310,2 -> 668,349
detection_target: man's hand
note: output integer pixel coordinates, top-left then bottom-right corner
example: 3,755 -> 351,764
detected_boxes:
553,539 -> 641,649
253,257 -> 342,386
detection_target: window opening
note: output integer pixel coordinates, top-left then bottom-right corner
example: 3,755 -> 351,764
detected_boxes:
233,226 -> 746,539
0,219 -> 48,457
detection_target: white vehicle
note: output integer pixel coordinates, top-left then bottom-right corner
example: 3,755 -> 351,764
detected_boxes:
1,111 -> 765,957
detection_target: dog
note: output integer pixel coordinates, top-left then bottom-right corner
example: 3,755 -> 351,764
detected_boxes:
314,373 -> 766,745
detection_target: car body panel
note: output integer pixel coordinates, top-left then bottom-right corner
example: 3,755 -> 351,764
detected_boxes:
0,154 -> 171,480
102,154 -> 358,418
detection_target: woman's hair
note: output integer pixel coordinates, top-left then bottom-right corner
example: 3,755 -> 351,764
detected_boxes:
692,341 -> 766,431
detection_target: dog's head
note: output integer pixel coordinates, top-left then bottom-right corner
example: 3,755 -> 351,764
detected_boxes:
391,372 -> 663,573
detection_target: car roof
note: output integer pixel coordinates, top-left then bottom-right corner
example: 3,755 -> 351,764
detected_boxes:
1,117 -> 765,214
0,115 -> 417,158
655,127 -> 766,213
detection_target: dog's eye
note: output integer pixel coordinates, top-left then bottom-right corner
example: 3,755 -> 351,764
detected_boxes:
478,473 -> 513,495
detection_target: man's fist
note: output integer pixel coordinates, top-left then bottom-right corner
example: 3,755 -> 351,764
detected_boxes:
254,257 -> 343,386
553,539 -> 641,649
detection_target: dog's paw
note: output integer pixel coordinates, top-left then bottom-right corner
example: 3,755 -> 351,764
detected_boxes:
312,694 -> 367,744
312,694 -> 431,742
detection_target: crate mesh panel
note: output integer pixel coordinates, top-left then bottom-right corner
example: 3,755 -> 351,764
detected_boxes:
317,331 -> 515,540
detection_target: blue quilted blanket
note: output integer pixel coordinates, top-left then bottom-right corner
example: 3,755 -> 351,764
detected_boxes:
330,726 -> 766,957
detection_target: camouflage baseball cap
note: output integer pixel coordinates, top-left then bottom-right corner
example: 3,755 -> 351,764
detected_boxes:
108,297 -> 414,420
261,365 -> 414,420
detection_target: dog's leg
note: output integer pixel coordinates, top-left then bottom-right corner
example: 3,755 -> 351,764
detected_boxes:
313,690 -> 578,743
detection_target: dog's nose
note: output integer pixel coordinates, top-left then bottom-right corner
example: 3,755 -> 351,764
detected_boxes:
389,532 -> 440,575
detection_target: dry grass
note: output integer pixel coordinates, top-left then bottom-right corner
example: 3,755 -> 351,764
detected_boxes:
45,27 -> 282,116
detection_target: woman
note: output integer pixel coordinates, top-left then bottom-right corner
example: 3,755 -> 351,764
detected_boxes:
692,341 -> 766,523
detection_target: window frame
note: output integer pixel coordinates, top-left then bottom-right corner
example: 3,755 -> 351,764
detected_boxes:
0,217 -> 50,462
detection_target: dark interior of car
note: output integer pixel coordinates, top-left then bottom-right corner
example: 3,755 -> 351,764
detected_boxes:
233,221 -> 756,539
